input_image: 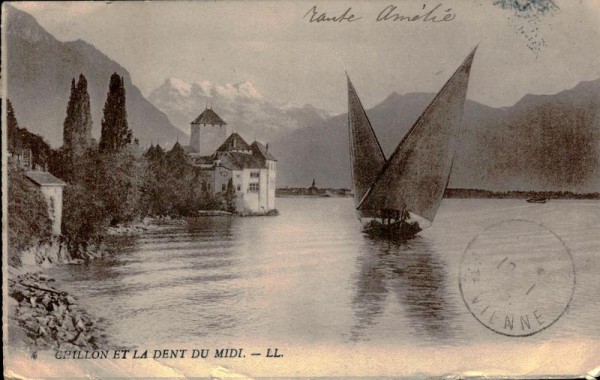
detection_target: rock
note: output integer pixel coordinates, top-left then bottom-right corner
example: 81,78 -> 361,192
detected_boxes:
10,271 -> 106,350
36,316 -> 50,325
42,293 -> 52,306
24,319 -> 39,331
10,290 -> 25,302
61,315 -> 75,331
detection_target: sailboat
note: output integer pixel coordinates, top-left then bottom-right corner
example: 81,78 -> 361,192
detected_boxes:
347,47 -> 477,240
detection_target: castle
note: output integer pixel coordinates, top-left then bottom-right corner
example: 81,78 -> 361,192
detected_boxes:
187,108 -> 277,214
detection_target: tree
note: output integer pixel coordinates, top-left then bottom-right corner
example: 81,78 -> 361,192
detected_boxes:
7,99 -> 19,152
62,182 -> 109,256
99,73 -> 132,153
63,78 -> 78,150
97,147 -> 143,225
224,178 -> 236,212
7,99 -> 52,170
7,167 -> 53,265
63,74 -> 93,154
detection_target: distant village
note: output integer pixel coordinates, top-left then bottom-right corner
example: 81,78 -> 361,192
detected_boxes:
276,179 -> 352,198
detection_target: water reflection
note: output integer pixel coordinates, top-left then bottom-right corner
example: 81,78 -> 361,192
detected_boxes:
351,236 -> 458,342
186,216 -> 234,238
49,217 -> 246,346
45,199 -> 598,346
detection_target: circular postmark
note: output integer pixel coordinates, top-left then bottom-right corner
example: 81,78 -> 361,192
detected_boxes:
459,219 -> 575,337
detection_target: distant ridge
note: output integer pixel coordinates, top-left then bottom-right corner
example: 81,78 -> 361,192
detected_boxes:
271,79 -> 600,193
5,5 -> 183,147
444,188 -> 600,200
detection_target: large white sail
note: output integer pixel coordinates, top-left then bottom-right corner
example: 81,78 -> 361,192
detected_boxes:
358,47 -> 477,222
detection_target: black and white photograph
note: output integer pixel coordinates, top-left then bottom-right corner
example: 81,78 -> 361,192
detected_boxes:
2,1 -> 599,378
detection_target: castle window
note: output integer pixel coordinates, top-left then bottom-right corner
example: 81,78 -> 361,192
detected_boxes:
248,183 -> 259,192
250,171 -> 260,178
222,184 -> 226,192
237,185 -> 241,191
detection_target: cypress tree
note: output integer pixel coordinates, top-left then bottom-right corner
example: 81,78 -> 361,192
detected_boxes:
99,73 -> 132,153
7,99 -> 51,170
75,74 -> 93,147
63,74 -> 93,154
63,78 -> 78,150
7,99 -> 20,152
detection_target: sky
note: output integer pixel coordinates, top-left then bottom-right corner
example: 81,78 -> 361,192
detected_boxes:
11,0 -> 600,114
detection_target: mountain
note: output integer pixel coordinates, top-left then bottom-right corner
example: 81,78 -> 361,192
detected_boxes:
272,79 -> 600,193
5,5 -> 182,148
148,78 -> 332,143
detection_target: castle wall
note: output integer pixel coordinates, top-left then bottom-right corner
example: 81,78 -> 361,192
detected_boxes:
240,169 -> 260,213
267,160 -> 276,211
192,124 -> 230,155
214,166 -> 232,193
190,124 -> 200,153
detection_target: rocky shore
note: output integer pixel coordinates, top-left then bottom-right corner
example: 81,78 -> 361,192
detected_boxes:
7,217 -> 177,350
107,216 -> 185,235
236,209 -> 280,217
18,239 -> 104,267
8,270 -> 107,350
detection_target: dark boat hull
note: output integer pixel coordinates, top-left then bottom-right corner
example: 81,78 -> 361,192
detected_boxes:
363,219 -> 422,241
526,198 -> 548,204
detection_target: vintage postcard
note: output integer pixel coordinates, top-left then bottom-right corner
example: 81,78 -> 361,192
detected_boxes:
2,0 -> 599,378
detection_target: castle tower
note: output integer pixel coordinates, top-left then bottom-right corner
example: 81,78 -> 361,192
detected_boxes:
190,108 -> 229,155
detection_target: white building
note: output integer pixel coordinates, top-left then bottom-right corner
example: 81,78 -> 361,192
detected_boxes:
25,171 -> 67,235
189,119 -> 277,214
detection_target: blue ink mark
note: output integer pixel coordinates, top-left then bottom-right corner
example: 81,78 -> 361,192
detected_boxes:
492,0 -> 559,14
491,0 -> 560,54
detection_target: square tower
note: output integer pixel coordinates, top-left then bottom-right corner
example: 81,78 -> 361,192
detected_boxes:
190,108 -> 229,155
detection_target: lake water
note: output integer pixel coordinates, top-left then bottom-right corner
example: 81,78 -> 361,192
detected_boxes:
48,198 -> 600,348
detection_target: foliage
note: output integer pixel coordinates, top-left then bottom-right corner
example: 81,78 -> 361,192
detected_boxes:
61,182 -> 109,255
140,143 -> 229,216
99,73 -> 132,153
7,99 -> 52,170
9,71 -> 235,259
63,74 -> 93,154
7,98 -> 19,147
98,148 -> 144,225
7,167 -> 53,265
56,144 -> 144,253
224,178 -> 236,212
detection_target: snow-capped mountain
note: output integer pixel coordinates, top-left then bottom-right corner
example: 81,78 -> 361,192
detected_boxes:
148,78 -> 332,143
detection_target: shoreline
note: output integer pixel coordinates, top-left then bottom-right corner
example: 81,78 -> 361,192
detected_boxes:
444,188 -> 600,200
7,217 -> 176,351
107,211 -> 279,235
7,268 -> 107,351
106,216 -> 185,236
7,211 -> 279,351
275,192 -> 600,200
